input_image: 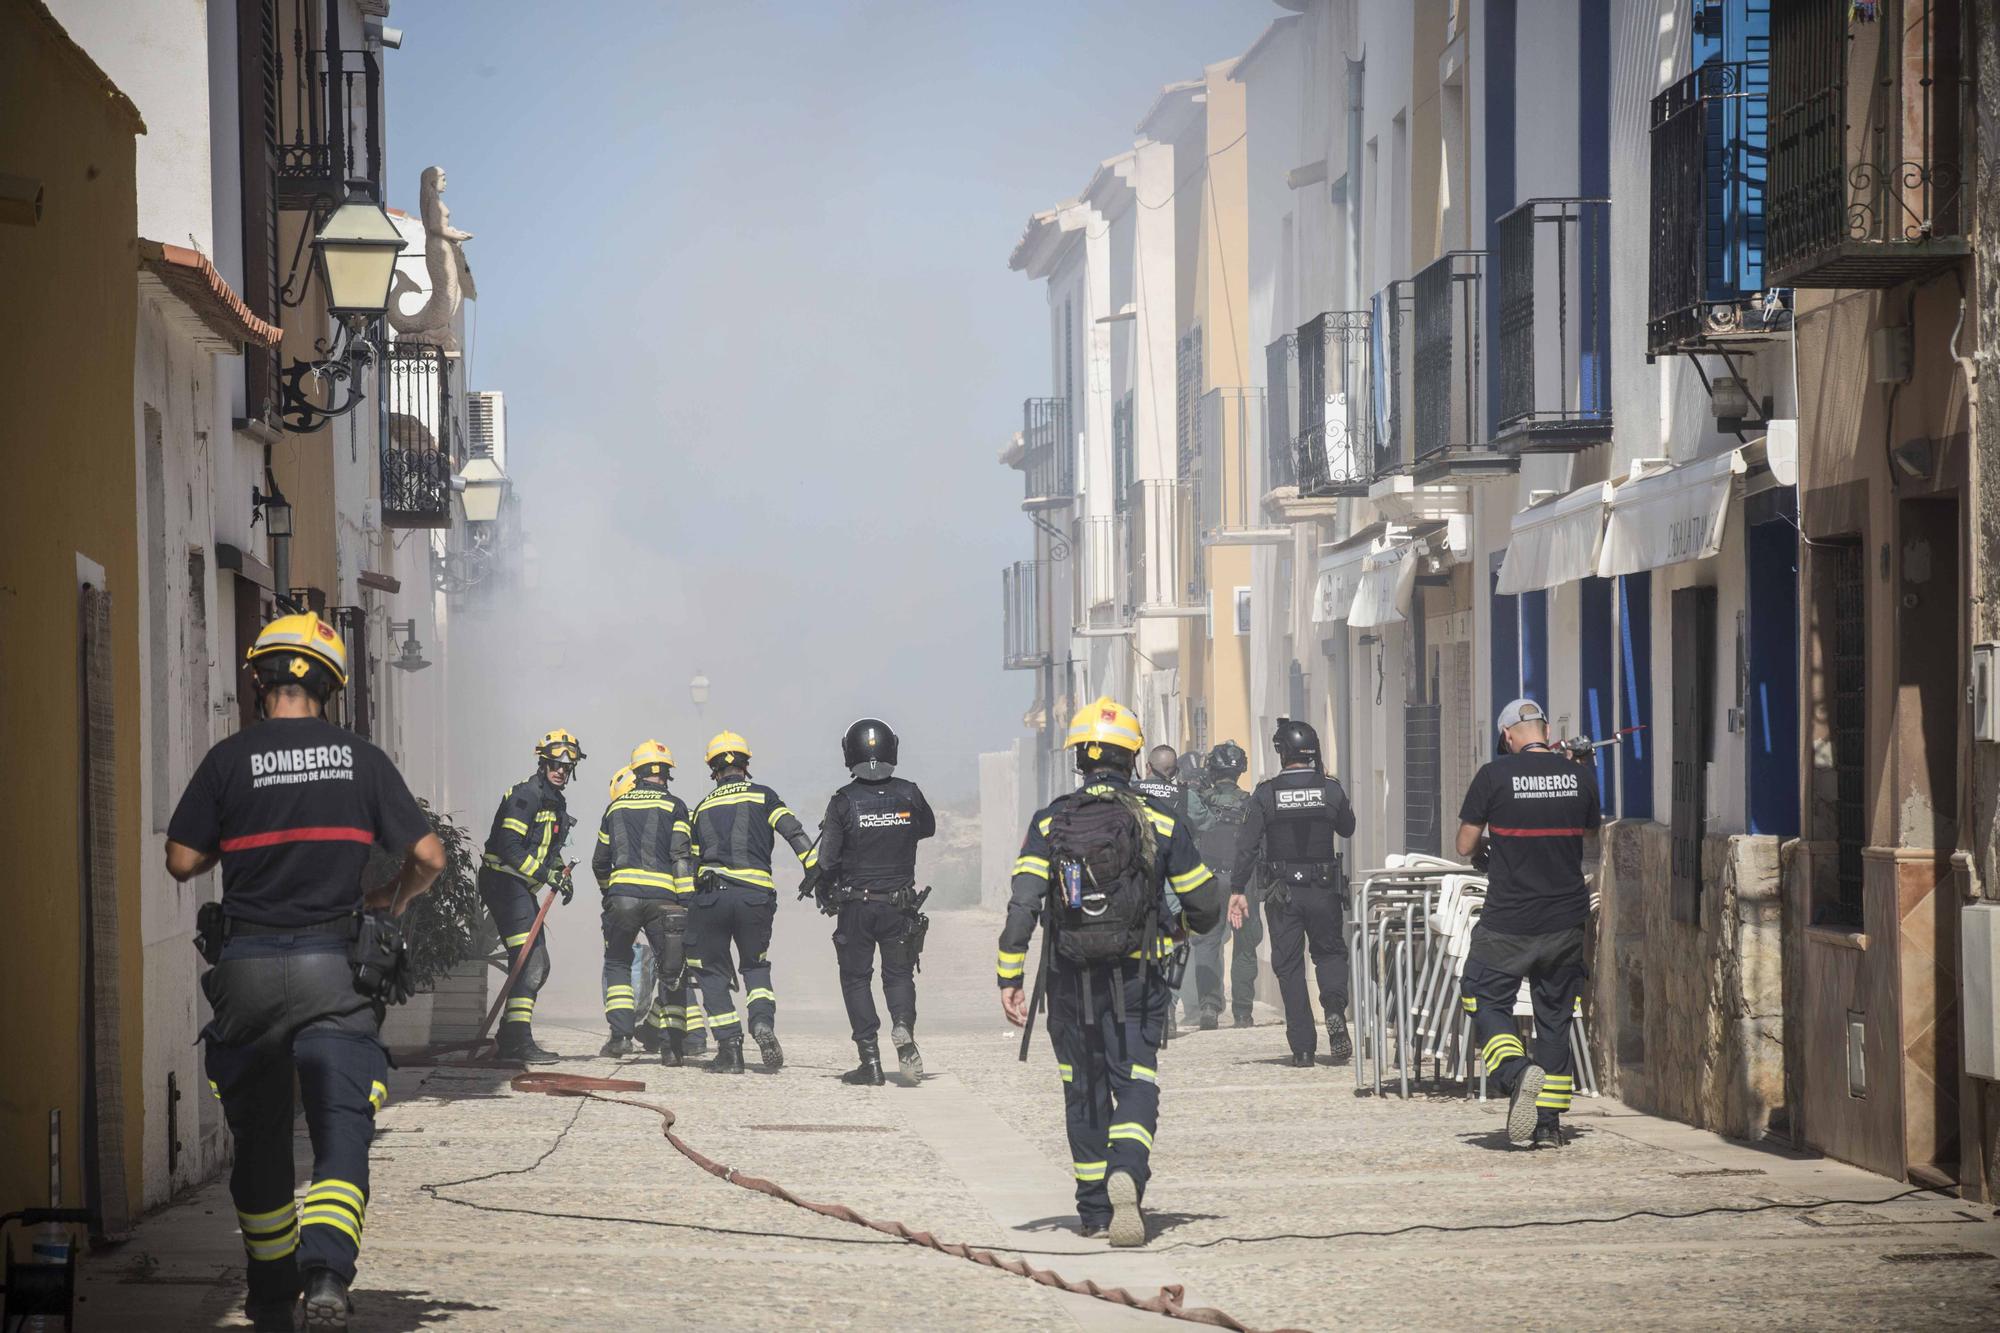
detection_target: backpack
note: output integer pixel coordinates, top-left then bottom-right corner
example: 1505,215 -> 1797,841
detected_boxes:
1045,786 -> 1158,965
1194,785 -> 1251,878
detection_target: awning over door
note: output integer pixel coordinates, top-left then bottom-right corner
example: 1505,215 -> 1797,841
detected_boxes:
1310,541 -> 1374,623
1597,449 -> 1746,579
1348,541 -> 1421,628
1495,482 -> 1614,594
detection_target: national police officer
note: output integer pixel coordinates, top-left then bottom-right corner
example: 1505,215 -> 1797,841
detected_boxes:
1455,698 -> 1601,1147
811,718 -> 936,1086
165,614 -> 444,1331
1229,718 -> 1357,1067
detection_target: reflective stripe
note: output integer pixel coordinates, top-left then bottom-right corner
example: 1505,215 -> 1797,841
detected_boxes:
504,932 -> 533,948
800,845 -> 819,867
708,866 -> 775,889
697,791 -> 767,811
220,825 -> 373,853
768,805 -> 794,829
746,988 -> 776,1004
709,1011 -> 741,1027
672,876 -> 696,894
1480,1034 -> 1524,1071
238,1201 -> 297,1229
299,1207 -> 361,1245
1072,1160 -> 1107,1182
996,949 -> 1026,980
1462,996 -> 1477,1013
1058,1063 -> 1073,1083
597,830 -> 611,845
368,1080 -> 388,1112
1129,1064 -> 1157,1084
1107,1122 -> 1154,1150
1145,810 -> 1175,836
686,1006 -> 707,1030
534,811 -> 558,823
306,1179 -> 365,1211
673,820 -> 692,837
502,818 -> 531,836
609,868 -> 678,890
604,1000 -> 636,1012
1169,863 -> 1214,893
1038,815 -> 1053,836
1013,855 -> 1050,880
483,854 -> 535,883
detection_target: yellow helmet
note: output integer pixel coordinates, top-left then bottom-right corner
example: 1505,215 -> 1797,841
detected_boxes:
607,765 -> 637,801
1067,696 -> 1143,764
630,739 -> 674,779
245,612 -> 349,690
705,730 -> 751,765
536,729 -> 585,765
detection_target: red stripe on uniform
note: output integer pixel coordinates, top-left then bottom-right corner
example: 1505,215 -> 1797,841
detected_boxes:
1488,826 -> 1588,838
221,827 -> 375,852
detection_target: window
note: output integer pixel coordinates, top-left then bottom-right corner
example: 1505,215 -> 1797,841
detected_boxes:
1618,572 -> 1655,821
1234,587 -> 1252,635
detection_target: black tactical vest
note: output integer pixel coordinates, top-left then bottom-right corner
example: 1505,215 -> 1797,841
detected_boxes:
1256,770 -> 1348,864
835,777 -> 926,893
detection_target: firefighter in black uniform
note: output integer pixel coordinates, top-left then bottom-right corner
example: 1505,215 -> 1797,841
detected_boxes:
592,740 -> 697,1063
166,613 -> 444,1331
1455,698 -> 1601,1147
479,729 -> 584,1064
998,697 -> 1222,1247
1230,718 -> 1357,1067
690,730 -> 818,1073
813,718 -> 937,1086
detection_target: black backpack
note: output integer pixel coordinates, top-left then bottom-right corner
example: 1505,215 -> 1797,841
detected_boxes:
1045,786 -> 1157,964
1194,785 -> 1251,877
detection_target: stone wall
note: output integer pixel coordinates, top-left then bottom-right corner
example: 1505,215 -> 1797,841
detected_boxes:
1590,820 -> 1785,1141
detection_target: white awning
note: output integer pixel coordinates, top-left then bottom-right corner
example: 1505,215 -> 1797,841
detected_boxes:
1310,542 -> 1374,624
1348,542 -> 1421,628
1597,449 -> 1746,579
1496,482 -> 1614,594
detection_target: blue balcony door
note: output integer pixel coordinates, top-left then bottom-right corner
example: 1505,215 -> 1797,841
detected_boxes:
1745,490 -> 1799,837
1693,0 -> 1770,302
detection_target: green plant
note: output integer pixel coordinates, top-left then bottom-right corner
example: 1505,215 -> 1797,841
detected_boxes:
399,800 -> 486,991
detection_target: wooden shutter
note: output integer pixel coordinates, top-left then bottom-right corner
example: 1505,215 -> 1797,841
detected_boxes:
237,0 -> 281,425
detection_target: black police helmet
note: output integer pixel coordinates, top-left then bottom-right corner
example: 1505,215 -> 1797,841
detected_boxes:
1207,740 -> 1248,777
1272,717 -> 1321,766
841,718 -> 898,770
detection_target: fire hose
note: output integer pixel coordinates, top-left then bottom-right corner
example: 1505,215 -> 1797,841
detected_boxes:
509,1073 -> 1304,1333
426,886 -> 559,1062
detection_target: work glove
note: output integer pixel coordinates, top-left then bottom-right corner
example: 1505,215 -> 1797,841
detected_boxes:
797,864 -> 821,903
1470,842 -> 1490,873
549,862 -> 576,906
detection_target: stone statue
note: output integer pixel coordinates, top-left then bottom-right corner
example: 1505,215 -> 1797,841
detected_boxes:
388,166 -> 476,349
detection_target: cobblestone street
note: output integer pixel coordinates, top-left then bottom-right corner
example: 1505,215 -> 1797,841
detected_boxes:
77,906 -> 2000,1331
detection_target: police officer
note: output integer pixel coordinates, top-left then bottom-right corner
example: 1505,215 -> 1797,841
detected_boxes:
165,614 -> 444,1331
1133,743 -> 1187,820
479,729 -> 584,1064
998,697 -> 1222,1247
1230,719 -> 1357,1067
813,718 -> 936,1086
1455,698 -> 1601,1147
592,741 -> 697,1063
1182,741 -> 1260,1029
689,731 -> 818,1073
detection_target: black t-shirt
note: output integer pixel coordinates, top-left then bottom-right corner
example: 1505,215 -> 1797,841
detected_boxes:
168,716 -> 431,927
1458,747 -> 1600,934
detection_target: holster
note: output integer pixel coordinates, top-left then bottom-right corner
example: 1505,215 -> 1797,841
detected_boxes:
194,901 -> 226,965
350,911 -> 412,1004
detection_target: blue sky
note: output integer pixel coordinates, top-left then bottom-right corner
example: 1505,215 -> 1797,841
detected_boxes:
386,1 -> 1276,803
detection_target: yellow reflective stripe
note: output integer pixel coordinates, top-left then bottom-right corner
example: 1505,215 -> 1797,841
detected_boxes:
1130,1064 -> 1157,1084
1013,855 -> 1050,880
604,1000 -> 636,1012
238,1202 -> 297,1229
501,817 -> 530,836
483,855 -> 535,883
243,1230 -> 298,1260
534,811 -> 558,823
800,845 -> 819,867
604,985 -> 636,995
504,932 -> 533,948
768,805 -> 794,828
674,820 -> 692,836
996,949 -> 1027,980
368,1080 -> 387,1112
207,1079 -> 220,1099
305,1180 -> 366,1210
608,868 -> 678,889
521,824 -> 555,877
697,791 -> 767,811
747,987 -> 776,1003
708,1011 -> 742,1027
1073,1160 -> 1107,1181
672,876 -> 696,894
1107,1122 -> 1154,1150
1146,810 -> 1175,836
1462,996 -> 1477,1013
1038,815 -> 1053,836
709,866 -> 775,888
1058,1063 -> 1073,1083
298,1208 -> 361,1244
685,1007 -> 707,1030
597,830 -> 611,844
1169,863 -> 1214,893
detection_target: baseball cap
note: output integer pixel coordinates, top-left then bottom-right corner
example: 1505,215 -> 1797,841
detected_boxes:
1497,698 -> 1547,733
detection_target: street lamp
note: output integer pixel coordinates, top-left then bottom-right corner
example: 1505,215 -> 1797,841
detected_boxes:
278,186 -> 408,433
689,670 -> 710,722
388,619 -> 431,672
456,454 -> 508,524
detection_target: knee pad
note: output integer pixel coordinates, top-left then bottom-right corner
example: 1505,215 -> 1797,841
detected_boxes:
522,943 -> 552,993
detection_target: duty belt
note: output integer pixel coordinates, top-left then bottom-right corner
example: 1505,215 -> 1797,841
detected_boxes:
227,914 -> 360,940
839,885 -> 915,905
1268,859 -> 1341,882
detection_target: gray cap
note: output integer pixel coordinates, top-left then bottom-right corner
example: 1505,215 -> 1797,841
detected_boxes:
1496,698 -> 1547,733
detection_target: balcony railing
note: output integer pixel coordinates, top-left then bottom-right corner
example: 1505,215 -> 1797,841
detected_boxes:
1768,0 -> 1965,287
1264,335 -> 1296,489
1076,510 -> 1132,628
1494,198 -> 1612,453
1414,251 -> 1508,474
1021,397 -> 1074,510
381,340 -> 457,529
1373,280 -> 1417,474
277,46 -> 382,207
1649,60 -> 1783,352
1198,387 -> 1282,543
1128,478 -> 1202,611
1293,311 -> 1375,497
1002,560 -> 1048,670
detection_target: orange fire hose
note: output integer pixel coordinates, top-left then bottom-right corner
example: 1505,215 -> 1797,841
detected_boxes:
510,1073 -> 1303,1333
427,887 -> 557,1060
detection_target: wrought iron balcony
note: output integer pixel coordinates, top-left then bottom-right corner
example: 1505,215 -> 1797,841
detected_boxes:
277,45 -> 383,208
1002,560 -> 1049,670
1413,251 -> 1512,479
381,340 -> 457,529
1768,0 -> 1966,287
1020,396 -> 1074,510
1649,60 -> 1786,353
1494,198 -> 1612,454
1292,311 -> 1375,497
1373,280 -> 1417,475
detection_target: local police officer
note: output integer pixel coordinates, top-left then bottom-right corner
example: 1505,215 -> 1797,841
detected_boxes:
1455,698 -> 1601,1147
479,729 -> 584,1064
689,731 -> 818,1073
592,741 -> 697,1063
998,697 -> 1222,1247
1182,741 -> 1260,1028
812,718 -> 936,1086
1230,719 -> 1357,1067
165,614 -> 444,1331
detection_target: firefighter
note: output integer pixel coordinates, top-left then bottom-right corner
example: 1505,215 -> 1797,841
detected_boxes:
1182,741 -> 1260,1028
689,731 -> 818,1073
479,728 -> 584,1064
165,613 -> 445,1331
998,697 -> 1223,1247
1229,719 -> 1357,1067
592,741 -> 697,1063
812,718 -> 936,1086
1455,698 -> 1601,1147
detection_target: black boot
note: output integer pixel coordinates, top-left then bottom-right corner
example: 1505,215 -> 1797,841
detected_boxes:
708,1037 -> 746,1074
890,1021 -> 923,1085
751,1021 -> 784,1071
1232,1008 -> 1255,1028
300,1268 -> 352,1331
684,1026 -> 709,1055
497,1025 -> 559,1066
661,1031 -> 685,1067
1290,1050 -> 1316,1068
633,1025 -> 662,1053
841,1040 -> 886,1086
245,1297 -> 298,1333
599,1034 -> 635,1058
1326,1017 -> 1352,1065
1199,1008 -> 1220,1031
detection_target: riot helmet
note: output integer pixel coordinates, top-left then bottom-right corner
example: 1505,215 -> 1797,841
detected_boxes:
842,718 -> 898,781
